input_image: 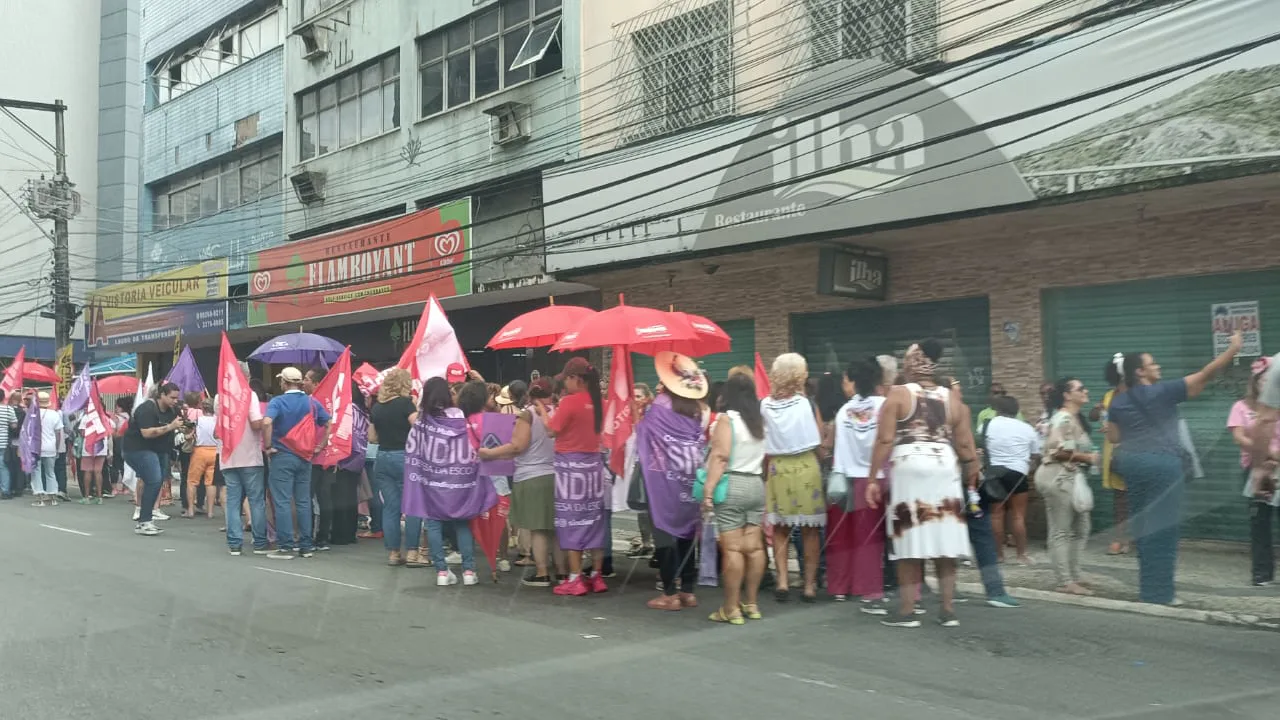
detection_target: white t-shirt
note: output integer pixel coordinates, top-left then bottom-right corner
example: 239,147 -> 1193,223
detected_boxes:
219,391 -> 265,469
38,408 -> 62,458
833,395 -> 887,479
720,410 -> 764,475
983,415 -> 1040,475
195,415 -> 217,447
761,395 -> 821,456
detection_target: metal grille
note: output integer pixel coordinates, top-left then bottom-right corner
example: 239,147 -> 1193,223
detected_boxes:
612,0 -> 735,144
806,0 -> 939,68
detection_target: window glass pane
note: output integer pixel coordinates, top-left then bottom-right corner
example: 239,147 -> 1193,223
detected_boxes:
240,164 -> 261,203
384,79 -> 400,128
260,158 -> 281,196
300,91 -> 317,116
360,64 -> 381,91
419,35 -> 443,63
183,188 -> 199,223
383,53 -> 400,78
534,0 -> 560,15
338,74 -> 358,99
153,195 -> 168,230
239,23 -> 259,59
446,54 -> 471,107
361,89 -> 383,137
319,83 -> 337,109
475,9 -> 500,40
300,114 -> 317,160
339,98 -> 359,147
447,23 -> 470,54
220,169 -> 239,208
419,62 -> 443,116
259,11 -> 280,51
318,106 -> 337,154
534,25 -> 562,77
509,16 -> 560,71
504,0 -> 530,29
503,29 -> 532,86
474,39 -> 500,97
201,178 -> 218,217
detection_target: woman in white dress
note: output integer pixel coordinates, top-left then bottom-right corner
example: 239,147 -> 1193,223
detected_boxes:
867,340 -> 980,628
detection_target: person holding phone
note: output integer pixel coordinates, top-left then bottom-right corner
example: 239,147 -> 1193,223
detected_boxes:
122,383 -> 184,536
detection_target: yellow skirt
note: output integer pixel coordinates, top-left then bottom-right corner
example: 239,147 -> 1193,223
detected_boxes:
765,451 -> 826,527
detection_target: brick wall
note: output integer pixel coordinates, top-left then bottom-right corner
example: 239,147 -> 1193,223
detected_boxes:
573,184 -> 1280,413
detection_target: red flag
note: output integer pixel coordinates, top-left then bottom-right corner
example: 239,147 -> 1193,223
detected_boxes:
80,383 -> 111,454
603,346 -> 634,477
216,333 -> 252,465
353,362 -> 380,396
754,352 -> 771,400
314,346 -> 353,468
395,294 -> 468,385
1,347 -> 25,400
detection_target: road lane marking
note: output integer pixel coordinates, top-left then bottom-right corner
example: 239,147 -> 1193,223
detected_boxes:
253,566 -> 372,591
39,524 -> 91,536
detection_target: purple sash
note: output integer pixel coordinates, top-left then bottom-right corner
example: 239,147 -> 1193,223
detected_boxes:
554,451 -> 607,551
403,412 -> 496,521
635,396 -> 704,539
337,406 -> 370,473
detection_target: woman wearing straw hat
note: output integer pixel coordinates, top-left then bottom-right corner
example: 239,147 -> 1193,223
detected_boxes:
636,352 -> 709,611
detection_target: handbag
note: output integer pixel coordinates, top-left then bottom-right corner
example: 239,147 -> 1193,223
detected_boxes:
693,415 -> 735,505
826,470 -> 852,512
626,458 -> 648,510
1071,470 -> 1095,513
976,419 -> 1011,503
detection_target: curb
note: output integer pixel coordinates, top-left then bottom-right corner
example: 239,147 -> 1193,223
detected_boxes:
956,581 -> 1280,631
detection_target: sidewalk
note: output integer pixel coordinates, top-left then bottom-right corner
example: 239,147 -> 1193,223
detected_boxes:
957,540 -> 1280,629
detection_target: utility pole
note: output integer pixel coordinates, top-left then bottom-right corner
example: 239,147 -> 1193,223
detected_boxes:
0,97 -> 75,352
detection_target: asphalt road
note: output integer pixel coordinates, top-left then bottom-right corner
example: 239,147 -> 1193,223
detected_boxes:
2,499 -> 1278,720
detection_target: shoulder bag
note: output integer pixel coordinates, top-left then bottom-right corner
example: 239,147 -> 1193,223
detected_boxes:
978,419 -> 1011,504
693,415 -> 735,505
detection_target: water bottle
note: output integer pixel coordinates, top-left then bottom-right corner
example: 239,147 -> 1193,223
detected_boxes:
967,488 -> 983,518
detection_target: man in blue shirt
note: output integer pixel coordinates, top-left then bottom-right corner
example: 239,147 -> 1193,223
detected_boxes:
265,367 -> 330,559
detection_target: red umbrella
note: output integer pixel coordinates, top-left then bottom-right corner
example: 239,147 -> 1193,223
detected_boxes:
22,363 -> 59,383
487,302 -> 596,349
631,311 -> 731,357
551,295 -> 697,353
96,374 -> 139,395
469,497 -> 510,582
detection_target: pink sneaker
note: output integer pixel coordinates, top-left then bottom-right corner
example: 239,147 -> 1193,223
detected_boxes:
553,576 -> 588,596
587,572 -> 608,594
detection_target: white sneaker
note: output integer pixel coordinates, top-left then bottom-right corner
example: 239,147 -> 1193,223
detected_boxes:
445,551 -> 462,565
437,570 -> 458,586
153,510 -> 170,521
132,507 -> 140,521
463,570 -> 479,586
497,559 -> 511,572
134,522 -> 162,536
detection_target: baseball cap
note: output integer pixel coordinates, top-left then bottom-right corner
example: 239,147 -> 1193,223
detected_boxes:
276,366 -> 304,383
445,362 -> 467,383
557,356 -> 592,381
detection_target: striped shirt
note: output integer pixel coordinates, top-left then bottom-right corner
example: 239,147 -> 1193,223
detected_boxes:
0,404 -> 15,449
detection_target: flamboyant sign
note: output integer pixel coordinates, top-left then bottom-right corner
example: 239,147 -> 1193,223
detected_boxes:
247,199 -> 472,327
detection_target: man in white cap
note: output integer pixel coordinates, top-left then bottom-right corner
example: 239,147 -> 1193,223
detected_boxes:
264,367 -> 330,559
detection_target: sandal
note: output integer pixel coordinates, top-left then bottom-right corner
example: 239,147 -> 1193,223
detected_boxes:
709,608 -> 745,625
774,588 -> 791,603
740,603 -> 763,620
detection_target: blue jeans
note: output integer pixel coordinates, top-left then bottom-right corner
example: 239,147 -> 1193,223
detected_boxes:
967,499 -> 1007,598
269,451 -> 314,553
375,450 -> 422,553
1117,451 -> 1184,604
426,520 -> 475,571
124,450 -> 164,523
224,466 -> 268,550
365,456 -> 382,532
0,456 -> 9,495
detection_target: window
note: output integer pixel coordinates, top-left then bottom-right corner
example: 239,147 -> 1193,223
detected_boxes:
631,0 -> 734,140
807,0 -> 939,68
149,8 -> 283,107
300,0 -> 344,22
416,0 -> 562,118
149,144 -> 282,230
296,54 -> 400,161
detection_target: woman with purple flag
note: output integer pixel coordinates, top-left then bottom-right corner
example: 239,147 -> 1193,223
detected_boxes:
537,357 -> 608,597
637,352 -> 709,612
404,378 -> 490,586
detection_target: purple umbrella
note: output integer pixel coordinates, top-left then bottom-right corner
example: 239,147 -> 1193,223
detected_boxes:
249,332 -> 348,367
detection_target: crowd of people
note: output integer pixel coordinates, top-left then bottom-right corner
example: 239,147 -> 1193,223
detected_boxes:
4,329 -> 1278,625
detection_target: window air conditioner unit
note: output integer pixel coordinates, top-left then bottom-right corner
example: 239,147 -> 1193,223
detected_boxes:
291,171 -> 326,205
298,25 -> 329,61
483,102 -> 530,147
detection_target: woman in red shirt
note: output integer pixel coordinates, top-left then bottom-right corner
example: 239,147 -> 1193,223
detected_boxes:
536,357 -> 607,597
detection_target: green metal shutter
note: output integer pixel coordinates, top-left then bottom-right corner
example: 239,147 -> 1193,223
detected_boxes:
791,297 -> 992,415
1042,269 -> 1280,542
631,318 -> 756,391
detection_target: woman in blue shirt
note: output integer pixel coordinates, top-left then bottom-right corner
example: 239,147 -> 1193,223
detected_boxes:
1105,331 -> 1242,604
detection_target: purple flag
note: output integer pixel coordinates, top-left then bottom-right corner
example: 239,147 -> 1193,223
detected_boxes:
336,405 -> 370,473
472,412 -> 516,477
402,411 -> 496,521
63,364 -> 93,415
19,397 -> 39,474
165,346 -> 206,396
554,451 -> 607,551
635,395 -> 705,539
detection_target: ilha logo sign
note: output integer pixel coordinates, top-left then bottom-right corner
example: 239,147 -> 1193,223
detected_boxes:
817,247 -> 888,301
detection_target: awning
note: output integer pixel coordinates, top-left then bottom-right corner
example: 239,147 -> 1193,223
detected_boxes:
89,354 -> 137,376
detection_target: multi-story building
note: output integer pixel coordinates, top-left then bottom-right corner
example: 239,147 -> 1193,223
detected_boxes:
251,0 -> 591,380
541,0 -> 1280,542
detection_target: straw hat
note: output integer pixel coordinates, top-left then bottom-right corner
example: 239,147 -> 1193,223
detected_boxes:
654,351 -> 708,400
37,390 -> 50,407
495,385 -> 514,406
